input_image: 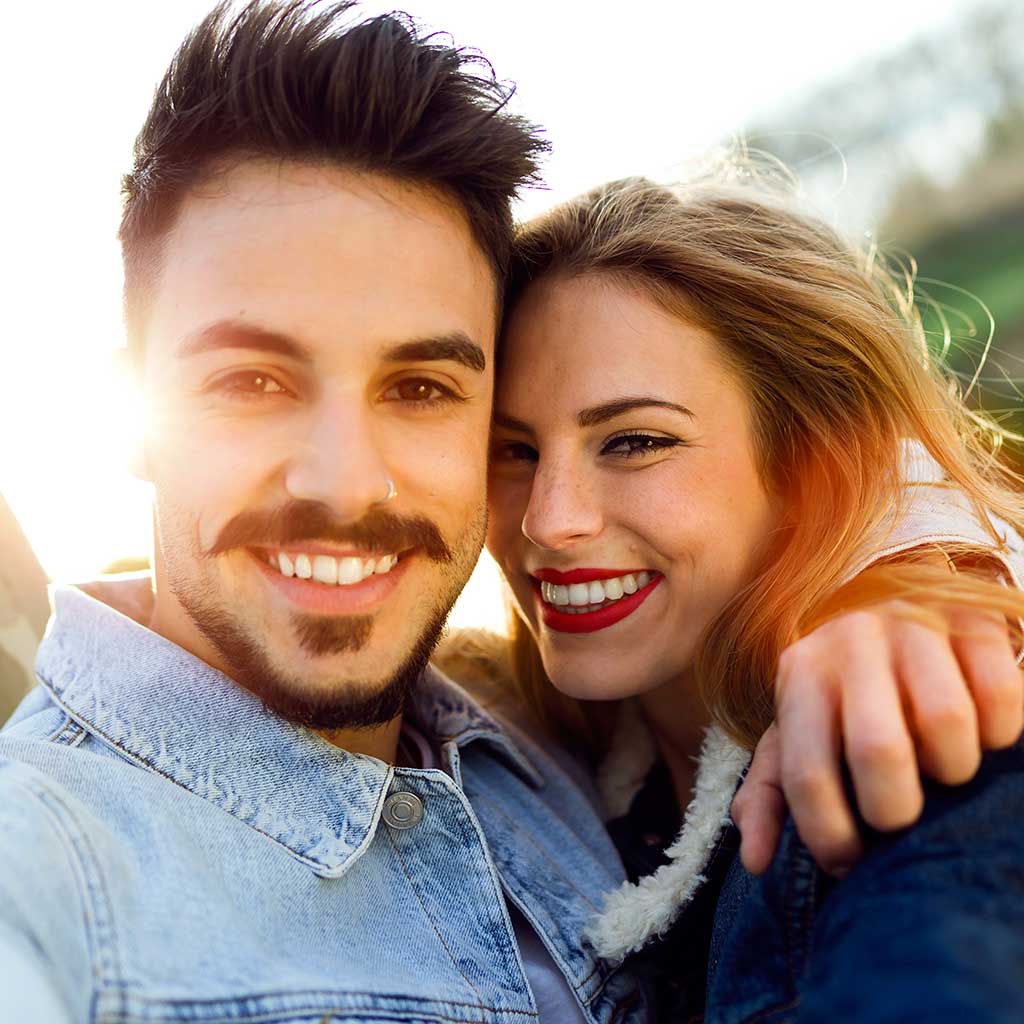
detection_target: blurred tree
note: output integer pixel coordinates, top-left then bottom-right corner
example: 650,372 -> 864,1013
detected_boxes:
746,0 -> 1024,447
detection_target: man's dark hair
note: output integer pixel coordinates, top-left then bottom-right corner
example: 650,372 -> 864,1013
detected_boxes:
119,0 -> 547,349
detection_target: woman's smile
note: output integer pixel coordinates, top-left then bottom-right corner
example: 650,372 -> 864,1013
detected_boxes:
532,567 -> 664,633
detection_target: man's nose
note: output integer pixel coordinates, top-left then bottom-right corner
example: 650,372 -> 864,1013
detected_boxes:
520,459 -> 603,551
282,398 -> 393,521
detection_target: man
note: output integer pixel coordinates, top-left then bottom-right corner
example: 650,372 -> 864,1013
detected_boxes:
1,3 -> 1021,1022
0,4 -> 642,1020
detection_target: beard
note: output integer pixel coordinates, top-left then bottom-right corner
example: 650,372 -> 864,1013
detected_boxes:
158,498 -> 484,730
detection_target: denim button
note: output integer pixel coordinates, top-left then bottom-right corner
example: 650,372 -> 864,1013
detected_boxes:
382,791 -> 423,829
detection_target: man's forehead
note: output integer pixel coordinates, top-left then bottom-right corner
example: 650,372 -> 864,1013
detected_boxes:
143,160 -> 498,364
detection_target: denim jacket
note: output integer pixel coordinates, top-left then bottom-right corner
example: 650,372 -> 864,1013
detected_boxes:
706,736 -> 1024,1023
0,582 -> 645,1024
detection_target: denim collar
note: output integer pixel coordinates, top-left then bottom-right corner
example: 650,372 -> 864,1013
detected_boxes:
34,580 -> 542,879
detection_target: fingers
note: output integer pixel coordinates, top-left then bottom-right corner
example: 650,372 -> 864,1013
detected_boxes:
838,612 -> 924,832
892,616 -> 981,785
732,723 -> 786,875
770,599 -> 1022,880
775,640 -> 863,876
948,607 -> 1024,750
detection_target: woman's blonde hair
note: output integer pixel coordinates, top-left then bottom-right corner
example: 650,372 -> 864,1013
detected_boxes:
499,156 -> 1024,756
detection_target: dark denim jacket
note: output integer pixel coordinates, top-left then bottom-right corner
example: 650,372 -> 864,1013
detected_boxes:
707,737 -> 1024,1023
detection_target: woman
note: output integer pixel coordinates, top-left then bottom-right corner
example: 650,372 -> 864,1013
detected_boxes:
482,164 -> 1024,1021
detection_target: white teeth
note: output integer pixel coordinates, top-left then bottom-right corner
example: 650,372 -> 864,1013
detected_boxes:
538,570 -> 658,611
272,551 -> 400,585
338,556 -> 362,585
312,555 -> 338,584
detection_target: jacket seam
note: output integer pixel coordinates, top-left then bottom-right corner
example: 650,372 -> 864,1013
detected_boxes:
108,986 -> 542,1010
383,827 -> 532,1020
103,1009 -> 532,1024
470,791 -> 603,912
466,790 -> 611,1001
782,841 -> 817,990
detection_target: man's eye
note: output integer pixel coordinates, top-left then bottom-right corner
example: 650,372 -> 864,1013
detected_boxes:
601,433 -> 682,458
383,378 -> 461,405
210,372 -> 289,398
491,440 -> 538,463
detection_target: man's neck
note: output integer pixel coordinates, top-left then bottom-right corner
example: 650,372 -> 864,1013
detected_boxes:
316,716 -> 403,763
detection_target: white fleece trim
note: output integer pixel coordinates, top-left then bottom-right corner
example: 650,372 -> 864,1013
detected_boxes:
587,724 -> 750,961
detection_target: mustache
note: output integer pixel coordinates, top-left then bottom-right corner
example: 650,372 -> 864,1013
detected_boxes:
206,501 -> 453,563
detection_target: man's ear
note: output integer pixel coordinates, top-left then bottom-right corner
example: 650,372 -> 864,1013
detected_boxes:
113,347 -> 151,482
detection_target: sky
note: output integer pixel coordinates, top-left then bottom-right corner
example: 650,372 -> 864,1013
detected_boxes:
0,0 -> 982,629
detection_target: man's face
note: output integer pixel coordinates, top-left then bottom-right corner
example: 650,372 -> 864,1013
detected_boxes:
137,161 -> 495,728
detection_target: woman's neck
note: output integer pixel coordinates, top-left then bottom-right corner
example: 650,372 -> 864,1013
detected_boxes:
637,670 -> 712,811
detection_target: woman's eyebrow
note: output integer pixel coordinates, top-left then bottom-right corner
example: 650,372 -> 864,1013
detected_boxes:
577,396 -> 695,427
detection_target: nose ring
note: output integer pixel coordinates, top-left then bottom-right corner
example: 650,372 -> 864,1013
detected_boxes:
375,479 -> 398,505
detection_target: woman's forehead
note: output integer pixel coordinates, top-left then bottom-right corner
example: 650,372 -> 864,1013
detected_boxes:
497,274 -> 734,422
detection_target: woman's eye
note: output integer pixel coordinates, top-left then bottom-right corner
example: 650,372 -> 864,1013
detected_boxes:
210,371 -> 290,399
602,433 -> 681,458
491,440 -> 539,463
383,378 -> 460,406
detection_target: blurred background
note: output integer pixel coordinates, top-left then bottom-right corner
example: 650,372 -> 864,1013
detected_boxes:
2,0 -> 1022,720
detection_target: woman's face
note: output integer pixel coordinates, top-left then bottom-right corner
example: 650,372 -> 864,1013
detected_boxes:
487,273 -> 781,701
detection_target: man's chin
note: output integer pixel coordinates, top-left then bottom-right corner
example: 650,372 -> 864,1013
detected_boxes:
245,671 -> 415,730
207,605 -> 449,731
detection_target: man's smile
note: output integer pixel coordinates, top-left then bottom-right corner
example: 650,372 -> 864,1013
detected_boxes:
261,548 -> 401,585
248,546 -> 411,616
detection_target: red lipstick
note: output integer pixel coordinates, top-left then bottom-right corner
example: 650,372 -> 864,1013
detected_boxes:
534,573 -> 663,634
533,567 -> 649,585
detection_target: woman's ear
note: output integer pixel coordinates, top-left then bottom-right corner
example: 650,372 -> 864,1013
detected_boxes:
113,347 -> 151,482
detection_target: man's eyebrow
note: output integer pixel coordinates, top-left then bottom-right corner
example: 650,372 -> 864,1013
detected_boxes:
382,333 -> 486,373
178,321 -> 313,363
577,397 -> 695,428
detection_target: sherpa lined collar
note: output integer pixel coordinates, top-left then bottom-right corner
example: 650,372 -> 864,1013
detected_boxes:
587,703 -> 750,960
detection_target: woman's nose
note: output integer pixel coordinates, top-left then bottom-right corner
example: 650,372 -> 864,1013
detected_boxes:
520,461 -> 603,550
